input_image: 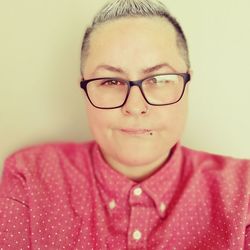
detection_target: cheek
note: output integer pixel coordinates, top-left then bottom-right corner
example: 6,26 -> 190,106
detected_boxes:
85,104 -> 115,140
157,98 -> 188,136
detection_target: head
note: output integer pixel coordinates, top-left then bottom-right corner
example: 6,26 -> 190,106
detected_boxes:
80,0 -> 191,175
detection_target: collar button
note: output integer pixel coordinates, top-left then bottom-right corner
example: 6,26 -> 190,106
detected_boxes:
133,187 -> 143,196
160,202 -> 167,213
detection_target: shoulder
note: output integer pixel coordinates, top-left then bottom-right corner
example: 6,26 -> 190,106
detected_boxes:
3,140 -> 96,176
181,145 -> 250,170
179,145 -> 250,199
180,145 -> 250,188
1,141 -> 98,213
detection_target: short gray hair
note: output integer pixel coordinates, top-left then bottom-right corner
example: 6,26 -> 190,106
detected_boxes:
80,0 -> 190,76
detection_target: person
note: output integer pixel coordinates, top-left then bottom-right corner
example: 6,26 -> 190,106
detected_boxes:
0,0 -> 249,249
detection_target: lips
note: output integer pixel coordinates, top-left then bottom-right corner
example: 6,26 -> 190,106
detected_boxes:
120,128 -> 152,135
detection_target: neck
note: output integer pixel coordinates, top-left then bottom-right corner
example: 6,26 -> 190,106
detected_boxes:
104,153 -> 170,182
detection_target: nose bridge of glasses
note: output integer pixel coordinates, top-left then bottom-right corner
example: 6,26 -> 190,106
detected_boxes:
122,79 -> 149,109
129,79 -> 143,87
127,80 -> 145,98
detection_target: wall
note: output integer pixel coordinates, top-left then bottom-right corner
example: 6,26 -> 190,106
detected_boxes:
0,0 -> 250,172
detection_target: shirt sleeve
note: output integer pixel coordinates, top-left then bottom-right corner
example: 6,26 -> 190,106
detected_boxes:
0,155 -> 31,249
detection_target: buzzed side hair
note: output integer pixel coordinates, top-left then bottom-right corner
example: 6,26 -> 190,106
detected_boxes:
80,0 -> 190,75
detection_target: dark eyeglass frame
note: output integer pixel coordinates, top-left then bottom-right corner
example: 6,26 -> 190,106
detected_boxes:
80,73 -> 191,109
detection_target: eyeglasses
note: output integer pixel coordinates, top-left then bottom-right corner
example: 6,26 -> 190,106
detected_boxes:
80,73 -> 191,109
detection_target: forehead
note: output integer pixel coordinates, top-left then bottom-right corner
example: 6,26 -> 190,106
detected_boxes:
83,17 -> 186,77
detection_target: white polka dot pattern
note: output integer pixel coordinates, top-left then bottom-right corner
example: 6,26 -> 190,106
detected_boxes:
0,141 -> 250,249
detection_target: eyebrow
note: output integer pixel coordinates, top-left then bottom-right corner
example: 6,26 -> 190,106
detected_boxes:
92,63 -> 177,76
142,63 -> 177,74
94,65 -> 124,74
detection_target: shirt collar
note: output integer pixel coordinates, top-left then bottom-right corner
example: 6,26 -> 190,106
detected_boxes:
140,143 -> 183,218
92,142 -> 183,218
92,143 -> 135,203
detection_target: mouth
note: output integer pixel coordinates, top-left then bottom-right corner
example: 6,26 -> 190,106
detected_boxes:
120,128 -> 153,136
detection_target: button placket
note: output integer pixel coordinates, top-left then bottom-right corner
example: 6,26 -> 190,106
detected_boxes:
128,186 -> 149,249
127,206 -> 150,249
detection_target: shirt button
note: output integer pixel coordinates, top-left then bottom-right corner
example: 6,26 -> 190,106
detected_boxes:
160,202 -> 166,212
108,199 -> 116,210
132,230 -> 142,240
133,187 -> 142,196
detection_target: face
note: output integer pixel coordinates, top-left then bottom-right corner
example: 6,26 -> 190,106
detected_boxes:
82,17 -> 189,169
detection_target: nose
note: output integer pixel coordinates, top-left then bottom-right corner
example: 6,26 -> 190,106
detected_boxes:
121,86 -> 149,116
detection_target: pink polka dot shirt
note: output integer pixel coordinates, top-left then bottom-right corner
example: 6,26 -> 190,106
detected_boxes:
0,141 -> 250,249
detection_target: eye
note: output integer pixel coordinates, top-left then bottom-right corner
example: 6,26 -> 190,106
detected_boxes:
102,79 -> 123,86
144,75 -> 177,85
144,77 -> 166,86
146,77 -> 157,84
